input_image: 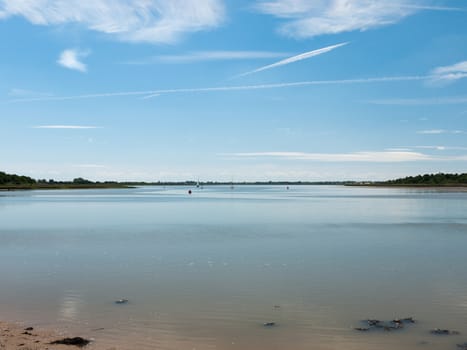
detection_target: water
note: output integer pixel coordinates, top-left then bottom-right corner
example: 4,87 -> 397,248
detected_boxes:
1,185 -> 466,349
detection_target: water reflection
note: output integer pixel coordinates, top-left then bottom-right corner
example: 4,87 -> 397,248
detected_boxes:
59,291 -> 83,321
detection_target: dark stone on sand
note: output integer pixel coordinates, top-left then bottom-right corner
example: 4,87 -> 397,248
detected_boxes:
430,328 -> 460,335
115,299 -> 129,304
22,331 -> 32,335
392,317 -> 415,325
50,337 -> 91,347
356,317 -> 415,333
24,327 -> 34,331
367,319 -> 381,327
389,322 -> 404,330
263,322 -> 276,327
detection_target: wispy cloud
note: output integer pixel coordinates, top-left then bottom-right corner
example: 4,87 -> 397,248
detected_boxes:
415,145 -> 467,151
57,49 -> 89,72
0,0 -> 224,44
254,0 -> 461,39
72,164 -> 106,168
224,150 -> 467,162
8,88 -> 53,97
385,148 -> 413,152
417,129 -> 466,135
429,61 -> 467,85
33,125 -> 100,129
6,75 -> 427,104
417,129 -> 448,134
225,151 -> 433,162
369,96 -> 467,105
126,51 -> 289,64
237,42 -> 348,77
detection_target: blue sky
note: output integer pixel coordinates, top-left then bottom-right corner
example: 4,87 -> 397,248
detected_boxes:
1,0 -> 467,182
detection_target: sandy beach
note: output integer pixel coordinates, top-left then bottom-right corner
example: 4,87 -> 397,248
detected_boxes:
0,321 -> 111,350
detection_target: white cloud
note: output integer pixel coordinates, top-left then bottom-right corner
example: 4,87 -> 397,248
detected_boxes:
429,61 -> 467,84
57,49 -> 88,72
369,96 -> 467,105
0,0 -> 225,44
385,148 -> 413,151
33,125 -> 100,129
127,51 -> 289,64
254,0 -> 461,38
237,42 -> 348,77
417,129 -> 447,134
8,88 -> 52,97
225,151 -> 434,162
415,145 -> 467,151
417,129 -> 466,135
72,164 -> 106,168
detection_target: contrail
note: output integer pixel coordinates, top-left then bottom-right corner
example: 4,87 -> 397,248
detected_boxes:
236,42 -> 349,77
4,75 -> 427,104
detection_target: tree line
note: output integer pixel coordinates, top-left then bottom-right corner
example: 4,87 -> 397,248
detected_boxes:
0,171 -> 36,185
384,173 -> 467,185
0,171 -> 97,187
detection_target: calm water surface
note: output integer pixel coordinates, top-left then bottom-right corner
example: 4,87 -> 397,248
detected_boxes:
1,185 -> 467,349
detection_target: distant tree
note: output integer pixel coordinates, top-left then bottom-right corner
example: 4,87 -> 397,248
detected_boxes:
0,171 -> 36,185
385,173 -> 467,185
72,177 -> 93,184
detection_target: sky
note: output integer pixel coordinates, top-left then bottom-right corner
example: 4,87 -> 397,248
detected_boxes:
1,0 -> 467,182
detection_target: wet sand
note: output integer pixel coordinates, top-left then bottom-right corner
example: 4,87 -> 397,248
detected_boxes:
0,321 -> 112,350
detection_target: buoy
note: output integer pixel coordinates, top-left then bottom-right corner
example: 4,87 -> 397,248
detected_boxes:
188,190 -> 192,195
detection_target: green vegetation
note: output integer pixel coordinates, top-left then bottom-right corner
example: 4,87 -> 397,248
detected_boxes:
0,171 -> 36,186
1,170 -> 355,191
350,173 -> 467,187
384,173 -> 467,186
0,171 -> 128,190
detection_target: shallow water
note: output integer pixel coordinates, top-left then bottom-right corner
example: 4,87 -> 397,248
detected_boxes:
1,185 -> 467,349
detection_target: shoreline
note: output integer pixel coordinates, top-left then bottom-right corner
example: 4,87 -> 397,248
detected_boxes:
2,183 -> 467,193
0,184 -> 131,191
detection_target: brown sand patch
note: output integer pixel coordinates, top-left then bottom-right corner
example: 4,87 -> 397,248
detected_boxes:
0,321 -> 115,350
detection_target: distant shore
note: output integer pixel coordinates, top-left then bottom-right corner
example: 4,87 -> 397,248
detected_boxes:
0,183 -> 131,191
2,182 -> 467,192
0,181 -> 348,191
2,171 -> 466,192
